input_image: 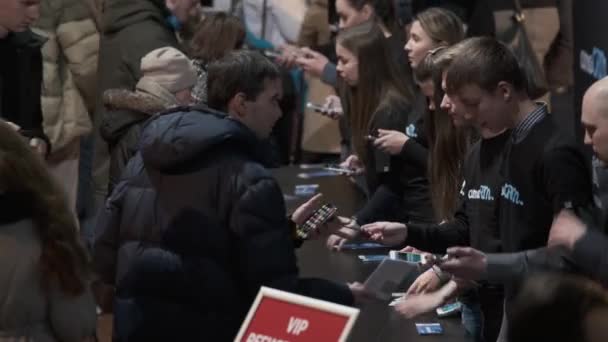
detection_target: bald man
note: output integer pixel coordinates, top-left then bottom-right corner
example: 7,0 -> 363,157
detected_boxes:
549,76 -> 608,285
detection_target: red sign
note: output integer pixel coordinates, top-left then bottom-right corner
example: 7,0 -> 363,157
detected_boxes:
235,287 -> 359,342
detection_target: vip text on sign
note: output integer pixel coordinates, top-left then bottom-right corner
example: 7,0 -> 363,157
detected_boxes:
235,287 -> 359,342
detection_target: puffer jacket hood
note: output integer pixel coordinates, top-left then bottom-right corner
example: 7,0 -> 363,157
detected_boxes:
140,106 -> 267,172
104,0 -> 169,35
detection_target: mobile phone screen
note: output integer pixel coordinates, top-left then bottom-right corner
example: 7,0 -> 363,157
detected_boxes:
390,251 -> 423,263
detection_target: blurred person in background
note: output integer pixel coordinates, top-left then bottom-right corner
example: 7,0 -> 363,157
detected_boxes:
328,22 -> 433,233
297,0 -> 331,48
509,274 -> 608,342
188,12 -> 245,105
0,121 -> 96,341
95,0 -> 199,199
33,0 -> 100,223
241,0 -> 307,48
0,0 -> 49,157
103,47 -> 197,190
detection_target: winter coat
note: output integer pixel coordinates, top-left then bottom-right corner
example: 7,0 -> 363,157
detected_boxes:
0,31 -> 49,145
0,197 -> 96,341
94,152 -> 160,287
97,0 -> 180,145
33,0 -> 99,158
113,105 -> 354,340
102,83 -> 177,192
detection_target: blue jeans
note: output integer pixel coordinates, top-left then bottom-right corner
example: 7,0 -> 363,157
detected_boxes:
461,299 -> 484,342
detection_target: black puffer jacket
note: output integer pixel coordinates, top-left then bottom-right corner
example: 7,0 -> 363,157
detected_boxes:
114,106 -> 354,340
93,151 -> 161,287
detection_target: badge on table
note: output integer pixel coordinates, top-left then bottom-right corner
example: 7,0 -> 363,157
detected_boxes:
294,184 -> 319,196
235,287 -> 359,342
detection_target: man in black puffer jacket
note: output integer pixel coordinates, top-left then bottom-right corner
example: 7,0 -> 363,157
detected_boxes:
106,50 -> 360,341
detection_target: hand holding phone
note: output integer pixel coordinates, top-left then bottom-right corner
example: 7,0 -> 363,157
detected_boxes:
296,203 -> 338,240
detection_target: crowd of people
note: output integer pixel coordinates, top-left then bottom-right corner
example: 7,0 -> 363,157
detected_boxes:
0,0 -> 607,341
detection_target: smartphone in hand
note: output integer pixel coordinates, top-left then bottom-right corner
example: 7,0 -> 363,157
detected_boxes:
296,203 -> 338,239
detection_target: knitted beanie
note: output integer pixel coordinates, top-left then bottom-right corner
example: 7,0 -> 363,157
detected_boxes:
138,47 -> 197,93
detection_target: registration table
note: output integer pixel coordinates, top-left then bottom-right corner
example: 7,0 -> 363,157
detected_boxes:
272,165 -> 468,342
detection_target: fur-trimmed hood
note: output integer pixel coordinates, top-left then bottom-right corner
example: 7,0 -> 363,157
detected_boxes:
103,89 -> 170,116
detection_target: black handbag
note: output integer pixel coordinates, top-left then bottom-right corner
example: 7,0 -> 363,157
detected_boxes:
508,0 -> 549,99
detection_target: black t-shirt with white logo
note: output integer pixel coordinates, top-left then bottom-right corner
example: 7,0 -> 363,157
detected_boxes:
406,130 -> 511,253
460,130 -> 511,253
498,114 -> 593,252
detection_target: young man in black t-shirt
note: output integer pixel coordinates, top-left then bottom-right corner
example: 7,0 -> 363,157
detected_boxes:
435,37 -> 594,338
361,44 -> 510,341
363,37 -> 595,340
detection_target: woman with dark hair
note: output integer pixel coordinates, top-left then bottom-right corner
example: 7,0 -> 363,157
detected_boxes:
331,21 -> 432,230
189,13 -> 246,104
0,121 -> 96,340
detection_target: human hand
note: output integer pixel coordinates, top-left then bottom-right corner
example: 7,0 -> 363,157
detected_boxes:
348,282 -> 374,305
406,268 -> 443,296
319,95 -> 343,120
394,291 -> 444,319
296,47 -> 329,78
439,247 -> 488,281
339,155 -> 364,175
373,129 -> 409,155
548,209 -> 587,250
277,44 -> 302,68
395,280 -> 458,319
360,221 -> 407,247
291,194 -> 324,226
326,234 -> 347,251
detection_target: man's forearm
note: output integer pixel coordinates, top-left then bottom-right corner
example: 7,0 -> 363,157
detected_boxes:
484,246 -> 575,284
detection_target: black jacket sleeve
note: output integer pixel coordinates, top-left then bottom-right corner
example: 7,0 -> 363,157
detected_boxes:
399,139 -> 428,170
572,229 -> 608,286
538,145 -> 594,214
230,174 -> 354,306
405,199 -> 470,254
355,104 -> 408,225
